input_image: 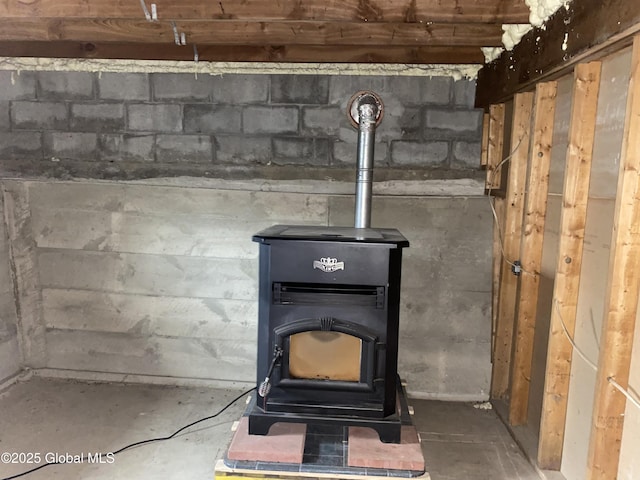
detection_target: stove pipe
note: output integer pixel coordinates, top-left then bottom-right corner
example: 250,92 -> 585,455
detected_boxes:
351,92 -> 383,229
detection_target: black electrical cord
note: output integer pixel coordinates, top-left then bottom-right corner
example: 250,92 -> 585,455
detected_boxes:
1,386 -> 256,480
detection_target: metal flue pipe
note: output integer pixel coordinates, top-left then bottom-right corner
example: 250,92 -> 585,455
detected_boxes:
350,92 -> 383,229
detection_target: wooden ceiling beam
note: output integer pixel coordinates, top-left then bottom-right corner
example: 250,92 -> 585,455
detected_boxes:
475,0 -> 640,107
0,19 -> 503,47
0,0 -> 530,24
0,41 -> 486,64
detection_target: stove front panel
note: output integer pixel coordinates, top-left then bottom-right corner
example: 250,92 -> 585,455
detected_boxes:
254,234 -> 405,419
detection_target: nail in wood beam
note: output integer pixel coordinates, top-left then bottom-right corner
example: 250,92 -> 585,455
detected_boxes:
486,104 -> 505,191
535,62 -> 602,466
490,92 -> 534,399
506,81 -> 557,409
587,36 -> 640,480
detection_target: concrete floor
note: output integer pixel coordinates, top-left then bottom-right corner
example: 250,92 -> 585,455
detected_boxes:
0,378 -> 541,480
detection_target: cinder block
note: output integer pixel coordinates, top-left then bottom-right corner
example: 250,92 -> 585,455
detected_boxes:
98,73 -> 149,101
214,135 -> 271,164
425,109 -> 483,133
152,73 -> 213,101
11,101 -> 68,130
385,76 -> 427,106
0,71 -> 36,100
301,106 -> 342,136
452,141 -> 481,168
0,102 -> 9,130
328,75 -> 385,105
0,131 -> 42,159
332,140 -> 388,165
44,132 -> 98,161
271,75 -> 329,104
453,79 -> 477,108
391,141 -> 449,166
156,134 -> 212,163
71,103 -> 125,132
243,106 -> 298,134
37,72 -> 94,100
212,74 -> 269,104
272,137 -> 329,165
396,106 -> 422,140
184,104 -> 242,134
127,104 -> 182,132
99,134 -> 154,162
422,76 -> 453,105
227,417 -> 306,463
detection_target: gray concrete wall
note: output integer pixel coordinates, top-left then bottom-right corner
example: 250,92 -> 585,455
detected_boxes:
0,71 -> 482,181
0,178 -> 492,399
0,191 -> 21,383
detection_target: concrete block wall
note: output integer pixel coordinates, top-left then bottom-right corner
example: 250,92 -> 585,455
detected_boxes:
0,179 -> 492,399
0,71 -> 482,176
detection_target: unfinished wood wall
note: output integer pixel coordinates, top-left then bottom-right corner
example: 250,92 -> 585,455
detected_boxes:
483,38 -> 640,480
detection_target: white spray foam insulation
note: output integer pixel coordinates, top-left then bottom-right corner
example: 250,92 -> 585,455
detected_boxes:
0,57 -> 482,80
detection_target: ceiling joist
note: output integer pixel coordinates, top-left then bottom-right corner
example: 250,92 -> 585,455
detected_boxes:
0,41 -> 486,64
0,0 -> 530,23
0,19 -> 504,47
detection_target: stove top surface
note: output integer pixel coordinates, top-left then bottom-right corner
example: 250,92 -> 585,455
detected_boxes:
252,225 -> 409,246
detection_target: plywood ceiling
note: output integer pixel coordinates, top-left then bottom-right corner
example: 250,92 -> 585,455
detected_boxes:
0,0 -> 531,63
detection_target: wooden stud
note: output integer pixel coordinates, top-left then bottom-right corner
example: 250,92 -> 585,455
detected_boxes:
507,82 -> 558,410
491,195 -> 506,365
587,36 -> 640,480
481,112 -> 490,167
534,63 -> 602,461
490,93 -> 534,399
486,104 -> 506,191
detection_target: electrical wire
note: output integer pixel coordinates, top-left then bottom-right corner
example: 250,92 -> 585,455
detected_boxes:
0,386 -> 256,480
553,298 -> 640,411
486,135 -> 536,277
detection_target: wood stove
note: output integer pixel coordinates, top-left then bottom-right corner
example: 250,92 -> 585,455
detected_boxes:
247,92 -> 411,443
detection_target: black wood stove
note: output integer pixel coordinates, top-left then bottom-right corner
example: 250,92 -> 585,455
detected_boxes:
247,92 -> 411,443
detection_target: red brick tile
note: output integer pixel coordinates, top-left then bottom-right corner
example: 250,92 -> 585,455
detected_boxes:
227,417 -> 307,463
347,426 -> 425,471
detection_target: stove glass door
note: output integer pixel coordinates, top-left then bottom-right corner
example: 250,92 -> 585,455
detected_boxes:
288,331 -> 362,382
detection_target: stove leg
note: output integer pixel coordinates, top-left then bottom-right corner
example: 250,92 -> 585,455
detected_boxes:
374,424 -> 402,444
248,415 -> 274,436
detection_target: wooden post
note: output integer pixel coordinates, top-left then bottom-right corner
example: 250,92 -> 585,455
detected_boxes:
490,92 -> 534,398
486,104 -> 506,190
506,81 -> 558,411
481,112 -> 490,167
536,62 -> 602,468
491,195 -> 506,363
587,36 -> 640,480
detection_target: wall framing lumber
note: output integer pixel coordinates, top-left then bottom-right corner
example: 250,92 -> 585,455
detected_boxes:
534,62 -> 602,469
490,93 -> 534,399
485,104 -> 506,191
506,81 -> 557,411
491,196 -> 506,364
586,35 -> 640,480
476,0 -> 640,108
0,0 -> 531,24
